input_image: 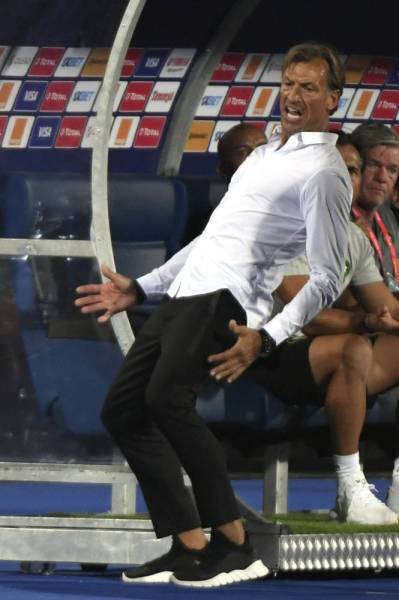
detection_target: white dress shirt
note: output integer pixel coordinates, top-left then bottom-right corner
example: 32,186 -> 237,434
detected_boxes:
137,131 -> 352,345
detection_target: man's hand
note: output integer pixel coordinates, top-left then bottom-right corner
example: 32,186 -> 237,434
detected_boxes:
208,320 -> 262,383
365,306 -> 399,334
75,264 -> 139,323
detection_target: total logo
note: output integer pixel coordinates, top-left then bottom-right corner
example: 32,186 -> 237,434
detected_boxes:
211,53 -> 244,82
40,81 -> 74,112
221,86 -> 254,117
133,116 -> 166,148
372,90 -> 399,120
55,116 -> 87,148
119,82 -> 154,112
29,47 -> 64,77
126,93 -> 146,101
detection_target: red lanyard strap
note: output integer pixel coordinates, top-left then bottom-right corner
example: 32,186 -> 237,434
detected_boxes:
351,207 -> 399,280
374,211 -> 399,280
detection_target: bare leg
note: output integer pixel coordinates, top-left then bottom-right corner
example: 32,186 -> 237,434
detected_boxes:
308,333 -> 397,524
309,333 -> 372,454
366,334 -> 399,513
178,527 -> 208,550
366,334 -> 399,396
178,518 -> 245,549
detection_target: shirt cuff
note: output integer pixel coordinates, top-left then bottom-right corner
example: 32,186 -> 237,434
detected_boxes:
136,270 -> 165,297
262,319 -> 285,347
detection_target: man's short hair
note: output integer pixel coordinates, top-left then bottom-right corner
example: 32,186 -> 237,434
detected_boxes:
351,122 -> 399,158
282,42 -> 345,103
336,131 -> 355,148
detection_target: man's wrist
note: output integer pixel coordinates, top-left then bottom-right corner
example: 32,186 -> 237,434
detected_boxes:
258,329 -> 276,358
133,280 -> 147,304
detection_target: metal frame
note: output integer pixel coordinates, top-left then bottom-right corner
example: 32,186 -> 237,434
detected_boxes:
91,0 -> 146,355
0,0 -> 147,567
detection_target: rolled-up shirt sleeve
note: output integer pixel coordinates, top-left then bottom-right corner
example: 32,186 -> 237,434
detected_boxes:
264,168 -> 351,345
136,237 -> 198,299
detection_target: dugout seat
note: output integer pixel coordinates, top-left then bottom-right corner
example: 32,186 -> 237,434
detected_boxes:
0,172 -> 189,437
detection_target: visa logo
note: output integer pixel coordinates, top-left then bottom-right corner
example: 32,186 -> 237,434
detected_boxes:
38,127 -> 52,138
215,131 -> 225,141
338,97 -> 348,108
202,96 -> 221,106
62,57 -> 83,67
24,90 -> 39,102
73,91 -> 94,102
145,58 -> 160,68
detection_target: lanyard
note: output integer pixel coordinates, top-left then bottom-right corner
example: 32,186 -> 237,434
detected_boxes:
351,206 -> 399,280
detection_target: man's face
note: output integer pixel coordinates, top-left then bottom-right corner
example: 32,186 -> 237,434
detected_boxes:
279,58 -> 340,143
229,128 -> 267,173
338,143 -> 362,202
357,144 -> 399,211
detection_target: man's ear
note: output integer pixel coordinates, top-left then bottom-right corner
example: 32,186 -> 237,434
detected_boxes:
328,89 -> 341,114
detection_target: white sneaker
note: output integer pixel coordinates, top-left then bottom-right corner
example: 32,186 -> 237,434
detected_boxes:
386,483 -> 399,514
336,473 -> 398,525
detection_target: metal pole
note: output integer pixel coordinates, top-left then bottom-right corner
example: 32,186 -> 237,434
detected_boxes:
157,0 -> 262,176
91,0 -> 147,355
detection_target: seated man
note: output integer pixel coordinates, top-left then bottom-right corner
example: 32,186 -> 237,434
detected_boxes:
275,132 -> 399,517
217,123 -> 267,184
350,123 -> 399,293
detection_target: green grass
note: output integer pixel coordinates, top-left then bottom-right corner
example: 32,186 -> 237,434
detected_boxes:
265,512 -> 399,534
45,511 -> 399,535
46,512 -> 148,519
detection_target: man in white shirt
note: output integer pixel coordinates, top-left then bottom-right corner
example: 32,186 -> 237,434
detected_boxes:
76,42 -> 351,587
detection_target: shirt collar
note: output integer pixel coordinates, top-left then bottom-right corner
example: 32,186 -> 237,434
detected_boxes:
269,128 -> 338,150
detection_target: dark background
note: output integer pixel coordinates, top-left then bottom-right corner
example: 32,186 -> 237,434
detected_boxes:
1,0 -> 397,55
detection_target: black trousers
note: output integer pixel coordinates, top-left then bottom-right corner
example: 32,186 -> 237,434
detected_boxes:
101,289 -> 247,538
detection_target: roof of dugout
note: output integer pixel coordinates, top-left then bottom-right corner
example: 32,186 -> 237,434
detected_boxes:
1,0 -> 397,55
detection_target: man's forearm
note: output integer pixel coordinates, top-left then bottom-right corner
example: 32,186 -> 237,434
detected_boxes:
302,307 -> 366,336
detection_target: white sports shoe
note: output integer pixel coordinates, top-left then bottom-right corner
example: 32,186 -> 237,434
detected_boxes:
335,473 -> 398,525
386,483 -> 399,514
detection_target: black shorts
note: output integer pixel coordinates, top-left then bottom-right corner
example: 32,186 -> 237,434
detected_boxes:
248,336 -> 325,407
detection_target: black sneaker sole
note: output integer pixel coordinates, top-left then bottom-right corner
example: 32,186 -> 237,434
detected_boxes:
122,570 -> 172,584
170,559 -> 269,588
